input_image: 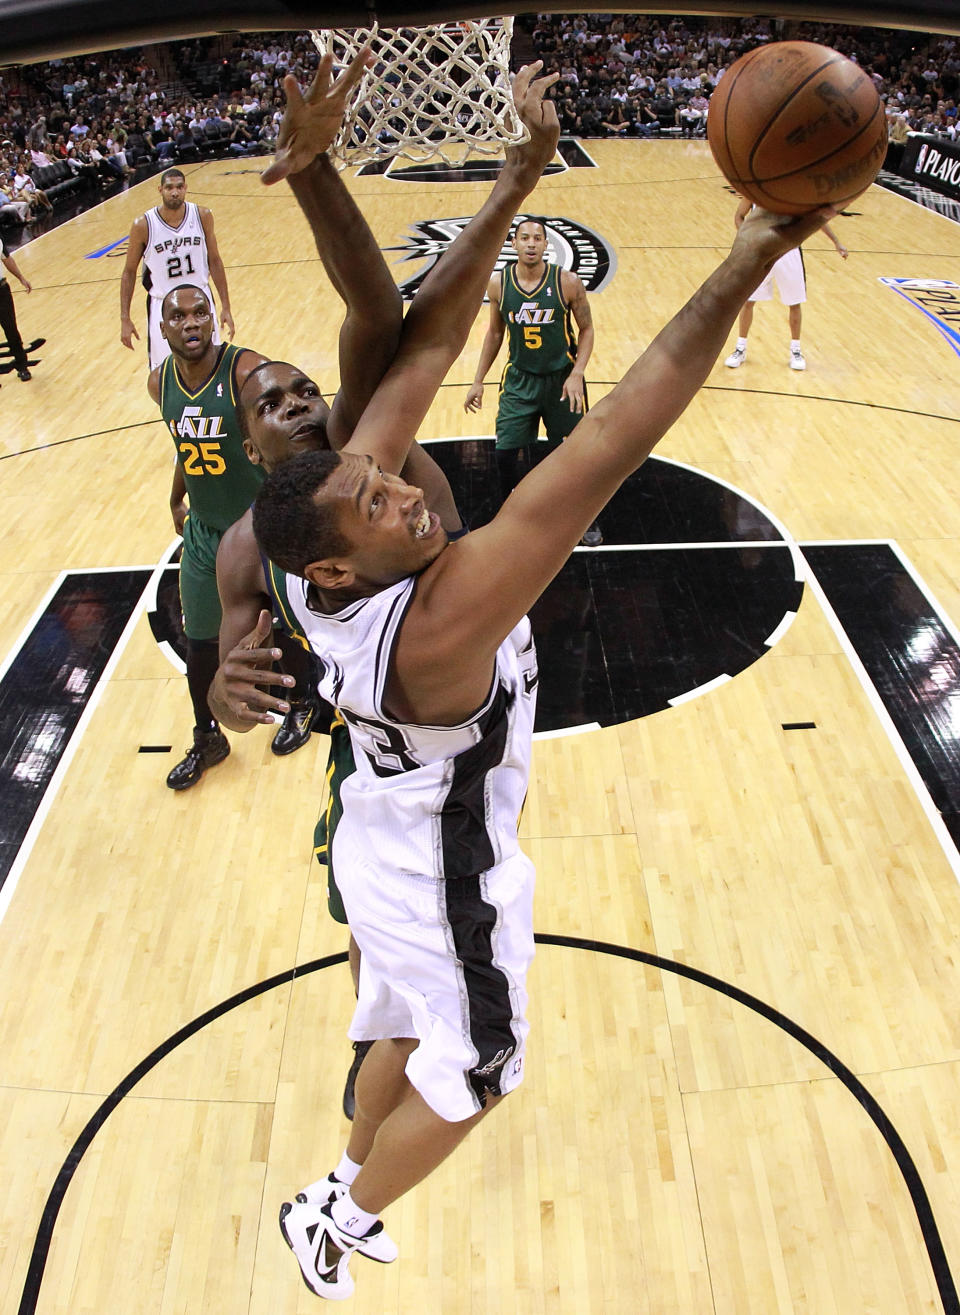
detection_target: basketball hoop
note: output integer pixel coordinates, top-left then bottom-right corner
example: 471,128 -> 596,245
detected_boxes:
309,18 -> 528,168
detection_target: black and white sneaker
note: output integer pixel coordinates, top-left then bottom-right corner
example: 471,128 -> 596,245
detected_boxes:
279,1199 -> 359,1300
294,1175 -> 398,1263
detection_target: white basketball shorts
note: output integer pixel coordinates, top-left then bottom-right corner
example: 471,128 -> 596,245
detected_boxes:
748,247 -> 806,306
334,829 -> 535,1123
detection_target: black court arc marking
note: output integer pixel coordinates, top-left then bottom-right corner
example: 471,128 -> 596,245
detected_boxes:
18,938 -> 958,1315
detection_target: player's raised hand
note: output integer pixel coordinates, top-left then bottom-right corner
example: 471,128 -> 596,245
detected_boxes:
506,61 -> 560,178
733,204 -> 838,270
261,46 -> 374,185
209,609 -> 295,728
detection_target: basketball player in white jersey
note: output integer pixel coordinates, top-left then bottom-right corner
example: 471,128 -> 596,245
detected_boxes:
213,55 -> 838,1303
724,195 -> 848,371
119,167 -> 235,370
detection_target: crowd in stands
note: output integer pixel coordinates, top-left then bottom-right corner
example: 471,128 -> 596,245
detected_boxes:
0,33 -> 324,231
528,14 -> 960,141
1,16 -> 959,234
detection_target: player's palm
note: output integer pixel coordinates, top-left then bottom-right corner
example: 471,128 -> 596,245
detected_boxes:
507,62 -> 560,173
261,47 -> 374,184
737,205 -> 837,265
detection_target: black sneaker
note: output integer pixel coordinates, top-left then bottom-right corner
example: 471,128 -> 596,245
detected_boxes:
342,1040 -> 373,1120
579,522 -> 603,547
166,727 -> 230,790
270,697 -> 319,756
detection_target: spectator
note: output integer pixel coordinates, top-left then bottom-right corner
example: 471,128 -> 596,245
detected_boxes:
652,83 -> 679,131
0,178 -> 30,223
13,158 -> 53,212
173,118 -> 200,162
679,92 -> 709,136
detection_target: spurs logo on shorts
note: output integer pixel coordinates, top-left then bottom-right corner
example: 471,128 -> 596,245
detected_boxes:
472,1046 -> 515,1080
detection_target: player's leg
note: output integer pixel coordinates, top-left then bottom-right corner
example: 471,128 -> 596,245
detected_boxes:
495,366 -> 540,505
541,368 -> 602,545
772,248 -> 807,369
168,515 -> 230,789
788,302 -> 805,369
344,859 -> 532,1208
312,712 -> 372,1118
281,853 -> 533,1298
725,298 -> 757,367
0,280 -> 30,378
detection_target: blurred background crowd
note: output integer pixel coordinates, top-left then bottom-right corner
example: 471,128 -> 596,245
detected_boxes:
0,15 -> 956,238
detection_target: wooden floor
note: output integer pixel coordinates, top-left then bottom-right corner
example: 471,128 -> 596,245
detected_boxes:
1,140 -> 960,1314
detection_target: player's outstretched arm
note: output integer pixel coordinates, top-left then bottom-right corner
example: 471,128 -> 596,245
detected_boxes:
395,206 -> 838,724
288,154 -> 403,446
260,48 -> 403,442
342,63 -> 560,473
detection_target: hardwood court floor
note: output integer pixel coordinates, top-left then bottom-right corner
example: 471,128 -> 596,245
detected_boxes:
0,140 -> 959,1314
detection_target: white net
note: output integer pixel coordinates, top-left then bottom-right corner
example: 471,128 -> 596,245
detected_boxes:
309,18 -> 528,167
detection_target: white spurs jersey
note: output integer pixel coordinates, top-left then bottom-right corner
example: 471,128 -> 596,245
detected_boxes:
274,570 -> 539,881
142,202 -> 211,303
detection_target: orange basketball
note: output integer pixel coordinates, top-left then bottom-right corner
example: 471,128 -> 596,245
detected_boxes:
707,41 -> 887,214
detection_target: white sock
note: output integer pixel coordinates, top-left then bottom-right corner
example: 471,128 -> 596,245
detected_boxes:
736,337 -> 748,350
333,1151 -> 362,1186
790,339 -> 802,352
331,1189 -> 379,1239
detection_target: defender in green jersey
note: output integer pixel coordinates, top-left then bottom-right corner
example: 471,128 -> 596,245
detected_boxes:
464,215 -> 601,544
148,285 -> 317,789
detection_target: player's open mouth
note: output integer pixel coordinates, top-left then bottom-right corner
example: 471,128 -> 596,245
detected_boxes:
414,509 -> 437,539
291,424 -> 321,441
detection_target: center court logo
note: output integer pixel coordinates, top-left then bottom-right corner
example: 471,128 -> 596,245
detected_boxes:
391,215 -> 617,300
878,277 -> 960,358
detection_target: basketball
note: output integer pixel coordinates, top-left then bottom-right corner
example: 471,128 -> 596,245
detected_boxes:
707,41 -> 887,214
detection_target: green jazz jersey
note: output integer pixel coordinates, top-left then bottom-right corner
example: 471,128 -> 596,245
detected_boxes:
159,343 -> 265,531
499,261 -> 576,376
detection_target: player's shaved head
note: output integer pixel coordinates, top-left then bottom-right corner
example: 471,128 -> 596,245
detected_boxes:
161,284 -> 211,317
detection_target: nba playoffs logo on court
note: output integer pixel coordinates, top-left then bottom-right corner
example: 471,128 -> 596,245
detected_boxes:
879,277 -> 960,359
393,216 -> 617,300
